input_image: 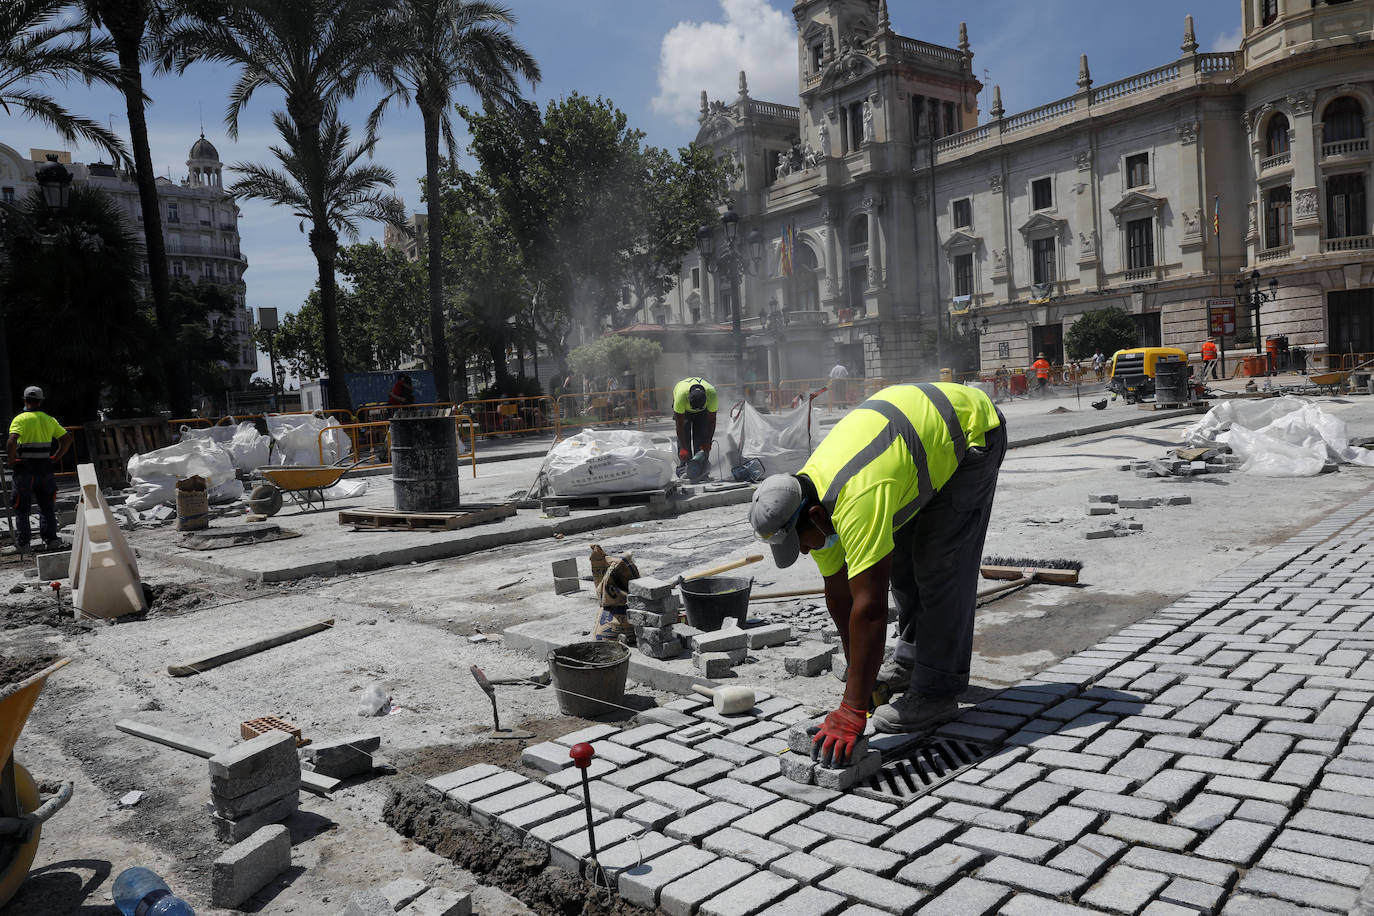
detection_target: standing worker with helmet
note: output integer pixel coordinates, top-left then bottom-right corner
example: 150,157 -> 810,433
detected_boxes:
1201,338 -> 1219,380
1031,352 -> 1052,397
5,386 -> 73,555
673,377 -> 717,482
749,383 -> 1005,765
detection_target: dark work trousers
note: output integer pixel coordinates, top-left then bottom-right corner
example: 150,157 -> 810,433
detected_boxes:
684,411 -> 712,454
12,463 -> 58,548
889,414 -> 1007,698
1205,358 -> 1219,380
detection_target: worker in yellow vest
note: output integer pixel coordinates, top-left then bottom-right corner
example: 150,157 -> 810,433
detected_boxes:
5,386 -> 73,554
673,377 -> 717,481
749,383 -> 1005,764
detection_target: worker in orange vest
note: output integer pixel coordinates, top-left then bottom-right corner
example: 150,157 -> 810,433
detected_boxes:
1031,352 -> 1051,397
1201,338 -> 1219,379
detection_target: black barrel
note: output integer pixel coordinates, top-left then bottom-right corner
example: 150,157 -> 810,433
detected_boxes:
390,416 -> 460,511
1153,360 -> 1190,405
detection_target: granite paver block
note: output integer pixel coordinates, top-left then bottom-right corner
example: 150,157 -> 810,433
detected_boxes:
1272,828 -> 1374,865
798,810 -> 889,845
881,817 -> 961,856
1158,877 -> 1226,914
976,855 -> 1087,897
1099,815 -> 1197,852
1193,819 -> 1278,865
814,749 -> 881,791
380,879 -> 429,911
640,738 -> 705,766
637,780 -> 711,815
522,742 -> 575,774
549,817 -> 639,873
596,830 -> 680,880
623,801 -> 675,831
755,885 -> 845,916
730,755 -> 783,785
894,844 -> 984,890
210,792 -> 298,843
668,757 -> 734,787
604,757 -> 676,790
211,824 -> 290,908
785,645 -> 837,676
398,888 -> 470,916
590,741 -> 646,767
1173,793 -> 1238,831
1119,847 -> 1237,886
819,867 -> 926,915
1236,868 -> 1359,912
703,826 -> 790,866
1005,780 -> 1075,816
1135,769 -> 1207,808
954,825 -> 1057,863
425,764 -> 501,797
826,793 -> 897,823
698,737 -> 764,765
524,808 -> 608,849
1074,789 -> 1169,820
469,782 -> 554,826
1001,897 -> 1112,916
932,801 -> 1025,831
552,723 -> 621,746
1258,847 -> 1369,887
915,877 -> 1010,916
812,839 -> 903,876
746,623 -> 794,649
210,774 -> 298,820
769,850 -> 835,885
771,823 -> 826,852
615,722 -> 674,747
1049,834 -> 1127,881
209,732 -> 299,800
1207,774 -> 1300,805
618,844 -> 717,909
659,855 -> 756,916
301,734 -> 379,779
543,759 -> 614,789
1080,863 -> 1170,914
699,870 -> 798,916
495,793 -> 581,838
695,652 -> 733,678
1234,799 -> 1288,825
700,778 -> 780,811
665,801 -> 748,842
1026,806 -> 1101,842
577,780 -> 643,817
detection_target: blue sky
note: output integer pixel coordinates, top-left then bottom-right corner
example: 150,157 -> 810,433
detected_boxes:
1,0 -> 1243,378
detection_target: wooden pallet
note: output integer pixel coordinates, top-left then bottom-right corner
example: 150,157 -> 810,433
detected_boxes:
539,487 -> 671,510
338,502 -> 516,530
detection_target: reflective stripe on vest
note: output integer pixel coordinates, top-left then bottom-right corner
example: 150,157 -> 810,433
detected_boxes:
17,442 -> 52,460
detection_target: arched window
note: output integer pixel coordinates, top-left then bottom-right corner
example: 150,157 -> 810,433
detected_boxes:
1266,113 -> 1291,157
1323,96 -> 1365,144
849,215 -> 868,251
793,244 -> 820,312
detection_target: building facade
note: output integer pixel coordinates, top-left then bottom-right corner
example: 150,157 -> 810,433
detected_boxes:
665,0 -> 1374,387
0,135 -> 256,391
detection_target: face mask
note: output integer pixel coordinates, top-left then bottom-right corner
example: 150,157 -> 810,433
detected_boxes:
821,531 -> 840,551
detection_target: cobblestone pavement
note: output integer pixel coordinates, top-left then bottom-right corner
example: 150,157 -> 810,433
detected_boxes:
425,494 -> 1374,915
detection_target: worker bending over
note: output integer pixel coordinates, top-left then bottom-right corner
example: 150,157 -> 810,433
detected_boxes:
673,377 -> 717,476
6,385 -> 73,555
749,383 -> 1005,765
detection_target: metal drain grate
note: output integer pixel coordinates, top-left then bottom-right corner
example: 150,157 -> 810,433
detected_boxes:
856,736 -> 994,803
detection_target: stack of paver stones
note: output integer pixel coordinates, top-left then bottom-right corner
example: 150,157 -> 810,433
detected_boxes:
424,494 -> 1374,915
208,731 -> 300,842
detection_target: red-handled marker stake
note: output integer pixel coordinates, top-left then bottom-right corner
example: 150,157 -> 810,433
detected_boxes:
569,742 -> 602,884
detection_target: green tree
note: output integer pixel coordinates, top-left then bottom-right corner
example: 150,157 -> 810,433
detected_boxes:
566,335 -> 662,386
260,241 -> 426,378
168,0 -> 402,411
168,279 -> 235,400
465,94 -> 729,362
0,188 -> 151,421
377,0 -> 538,403
85,0 -> 195,417
1065,306 -> 1138,361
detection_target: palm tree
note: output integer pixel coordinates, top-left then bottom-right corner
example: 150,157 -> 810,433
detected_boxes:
379,0 -> 538,403
167,0 -> 395,411
84,0 -> 193,417
0,0 -> 126,157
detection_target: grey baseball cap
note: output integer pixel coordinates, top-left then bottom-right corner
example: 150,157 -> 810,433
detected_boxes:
749,474 -> 806,569
22,386 -> 43,401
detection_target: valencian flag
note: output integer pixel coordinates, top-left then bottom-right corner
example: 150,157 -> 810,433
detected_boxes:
780,223 -> 794,277
1213,194 -> 1221,237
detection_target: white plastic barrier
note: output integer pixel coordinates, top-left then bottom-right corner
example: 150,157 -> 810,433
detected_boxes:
1180,396 -> 1374,477
70,464 -> 147,619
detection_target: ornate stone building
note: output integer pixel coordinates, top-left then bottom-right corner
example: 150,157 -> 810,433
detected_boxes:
0,136 -> 257,390
664,0 -> 1374,387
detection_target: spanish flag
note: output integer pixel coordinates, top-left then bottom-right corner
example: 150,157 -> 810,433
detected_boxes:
1213,194 -> 1220,238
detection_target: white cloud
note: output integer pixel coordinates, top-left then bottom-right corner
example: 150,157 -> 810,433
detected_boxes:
652,0 -> 798,128
1212,27 -> 1244,52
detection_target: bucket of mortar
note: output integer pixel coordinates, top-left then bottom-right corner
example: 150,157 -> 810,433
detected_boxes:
547,641 -> 630,717
680,576 -> 753,631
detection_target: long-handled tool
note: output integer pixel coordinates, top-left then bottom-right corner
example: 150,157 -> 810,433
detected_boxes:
750,556 -> 1082,604
670,554 -> 763,587
469,666 -> 534,739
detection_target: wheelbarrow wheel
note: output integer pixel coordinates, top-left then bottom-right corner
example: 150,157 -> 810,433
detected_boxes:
0,762 -> 43,908
248,483 -> 283,517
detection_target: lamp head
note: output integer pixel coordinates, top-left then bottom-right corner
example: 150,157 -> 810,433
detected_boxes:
746,228 -> 763,264
722,206 -> 740,244
1268,277 -> 1279,291
696,225 -> 715,260
36,154 -> 72,213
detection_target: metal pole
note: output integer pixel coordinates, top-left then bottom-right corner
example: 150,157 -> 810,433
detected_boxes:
732,261 -> 744,403
1214,194 -> 1226,379
267,331 -> 280,412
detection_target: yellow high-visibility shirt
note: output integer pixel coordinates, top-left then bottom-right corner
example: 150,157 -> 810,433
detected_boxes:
673,377 -> 718,414
799,383 -> 1001,579
9,410 -> 65,462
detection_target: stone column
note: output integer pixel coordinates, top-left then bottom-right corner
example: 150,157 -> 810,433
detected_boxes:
1175,121 -> 1207,274
864,191 -> 883,289
1072,149 -> 1102,288
1288,90 -> 1320,256
821,205 -> 843,309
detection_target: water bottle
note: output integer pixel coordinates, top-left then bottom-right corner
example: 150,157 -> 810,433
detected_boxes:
112,867 -> 196,915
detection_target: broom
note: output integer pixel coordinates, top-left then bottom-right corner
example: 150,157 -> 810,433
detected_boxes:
977,555 -> 1083,600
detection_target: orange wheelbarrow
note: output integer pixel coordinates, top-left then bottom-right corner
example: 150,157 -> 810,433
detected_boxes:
0,657 -> 74,907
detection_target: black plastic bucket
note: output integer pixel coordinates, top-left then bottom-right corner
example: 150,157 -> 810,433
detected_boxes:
548,641 -> 630,717
390,416 -> 460,512
679,576 -> 753,631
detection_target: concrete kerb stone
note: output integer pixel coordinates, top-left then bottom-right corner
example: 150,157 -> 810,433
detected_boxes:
211,792 -> 299,843
379,878 -> 429,910
209,731 -> 299,799
398,888 -> 472,916
211,823 -> 291,908
302,734 -> 380,780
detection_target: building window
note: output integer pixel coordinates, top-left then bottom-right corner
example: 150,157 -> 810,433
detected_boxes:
167,202 -> 179,223
794,245 -> 819,311
1032,177 -> 1053,211
0,187 -> 12,203
811,43 -> 824,72
171,261 -> 184,277
1126,217 -> 1155,269
1031,236 -> 1055,284
848,264 -> 866,311
1261,0 -> 1278,26
953,253 -> 973,297
1323,97 -> 1365,144
1266,185 -> 1292,248
943,101 -> 957,137
911,94 -> 925,141
848,100 -> 864,150
952,198 -> 971,229
1327,173 -> 1368,239
1126,153 -> 1150,189
691,267 -> 700,290
1265,113 -> 1290,157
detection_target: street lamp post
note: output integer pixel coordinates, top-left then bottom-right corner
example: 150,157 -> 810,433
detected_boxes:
957,315 -> 990,374
1234,269 -> 1280,369
697,205 -> 764,400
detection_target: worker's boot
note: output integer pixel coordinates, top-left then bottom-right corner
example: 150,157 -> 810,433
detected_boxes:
875,655 -> 913,693
871,692 -> 957,734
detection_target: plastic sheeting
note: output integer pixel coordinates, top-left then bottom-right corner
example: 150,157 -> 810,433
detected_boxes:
540,428 -> 676,496
125,438 -> 243,509
1180,396 -> 1374,477
724,400 -> 815,477
181,422 -> 270,472
265,412 -> 350,466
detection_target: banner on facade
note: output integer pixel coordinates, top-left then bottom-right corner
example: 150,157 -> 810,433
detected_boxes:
1206,297 -> 1237,336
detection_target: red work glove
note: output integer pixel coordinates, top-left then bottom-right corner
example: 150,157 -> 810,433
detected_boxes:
810,701 -> 867,768
678,448 -> 690,462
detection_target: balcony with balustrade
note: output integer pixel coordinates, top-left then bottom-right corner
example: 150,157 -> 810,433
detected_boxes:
1322,235 -> 1374,254
1260,151 -> 1292,172
1322,138 -> 1370,160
